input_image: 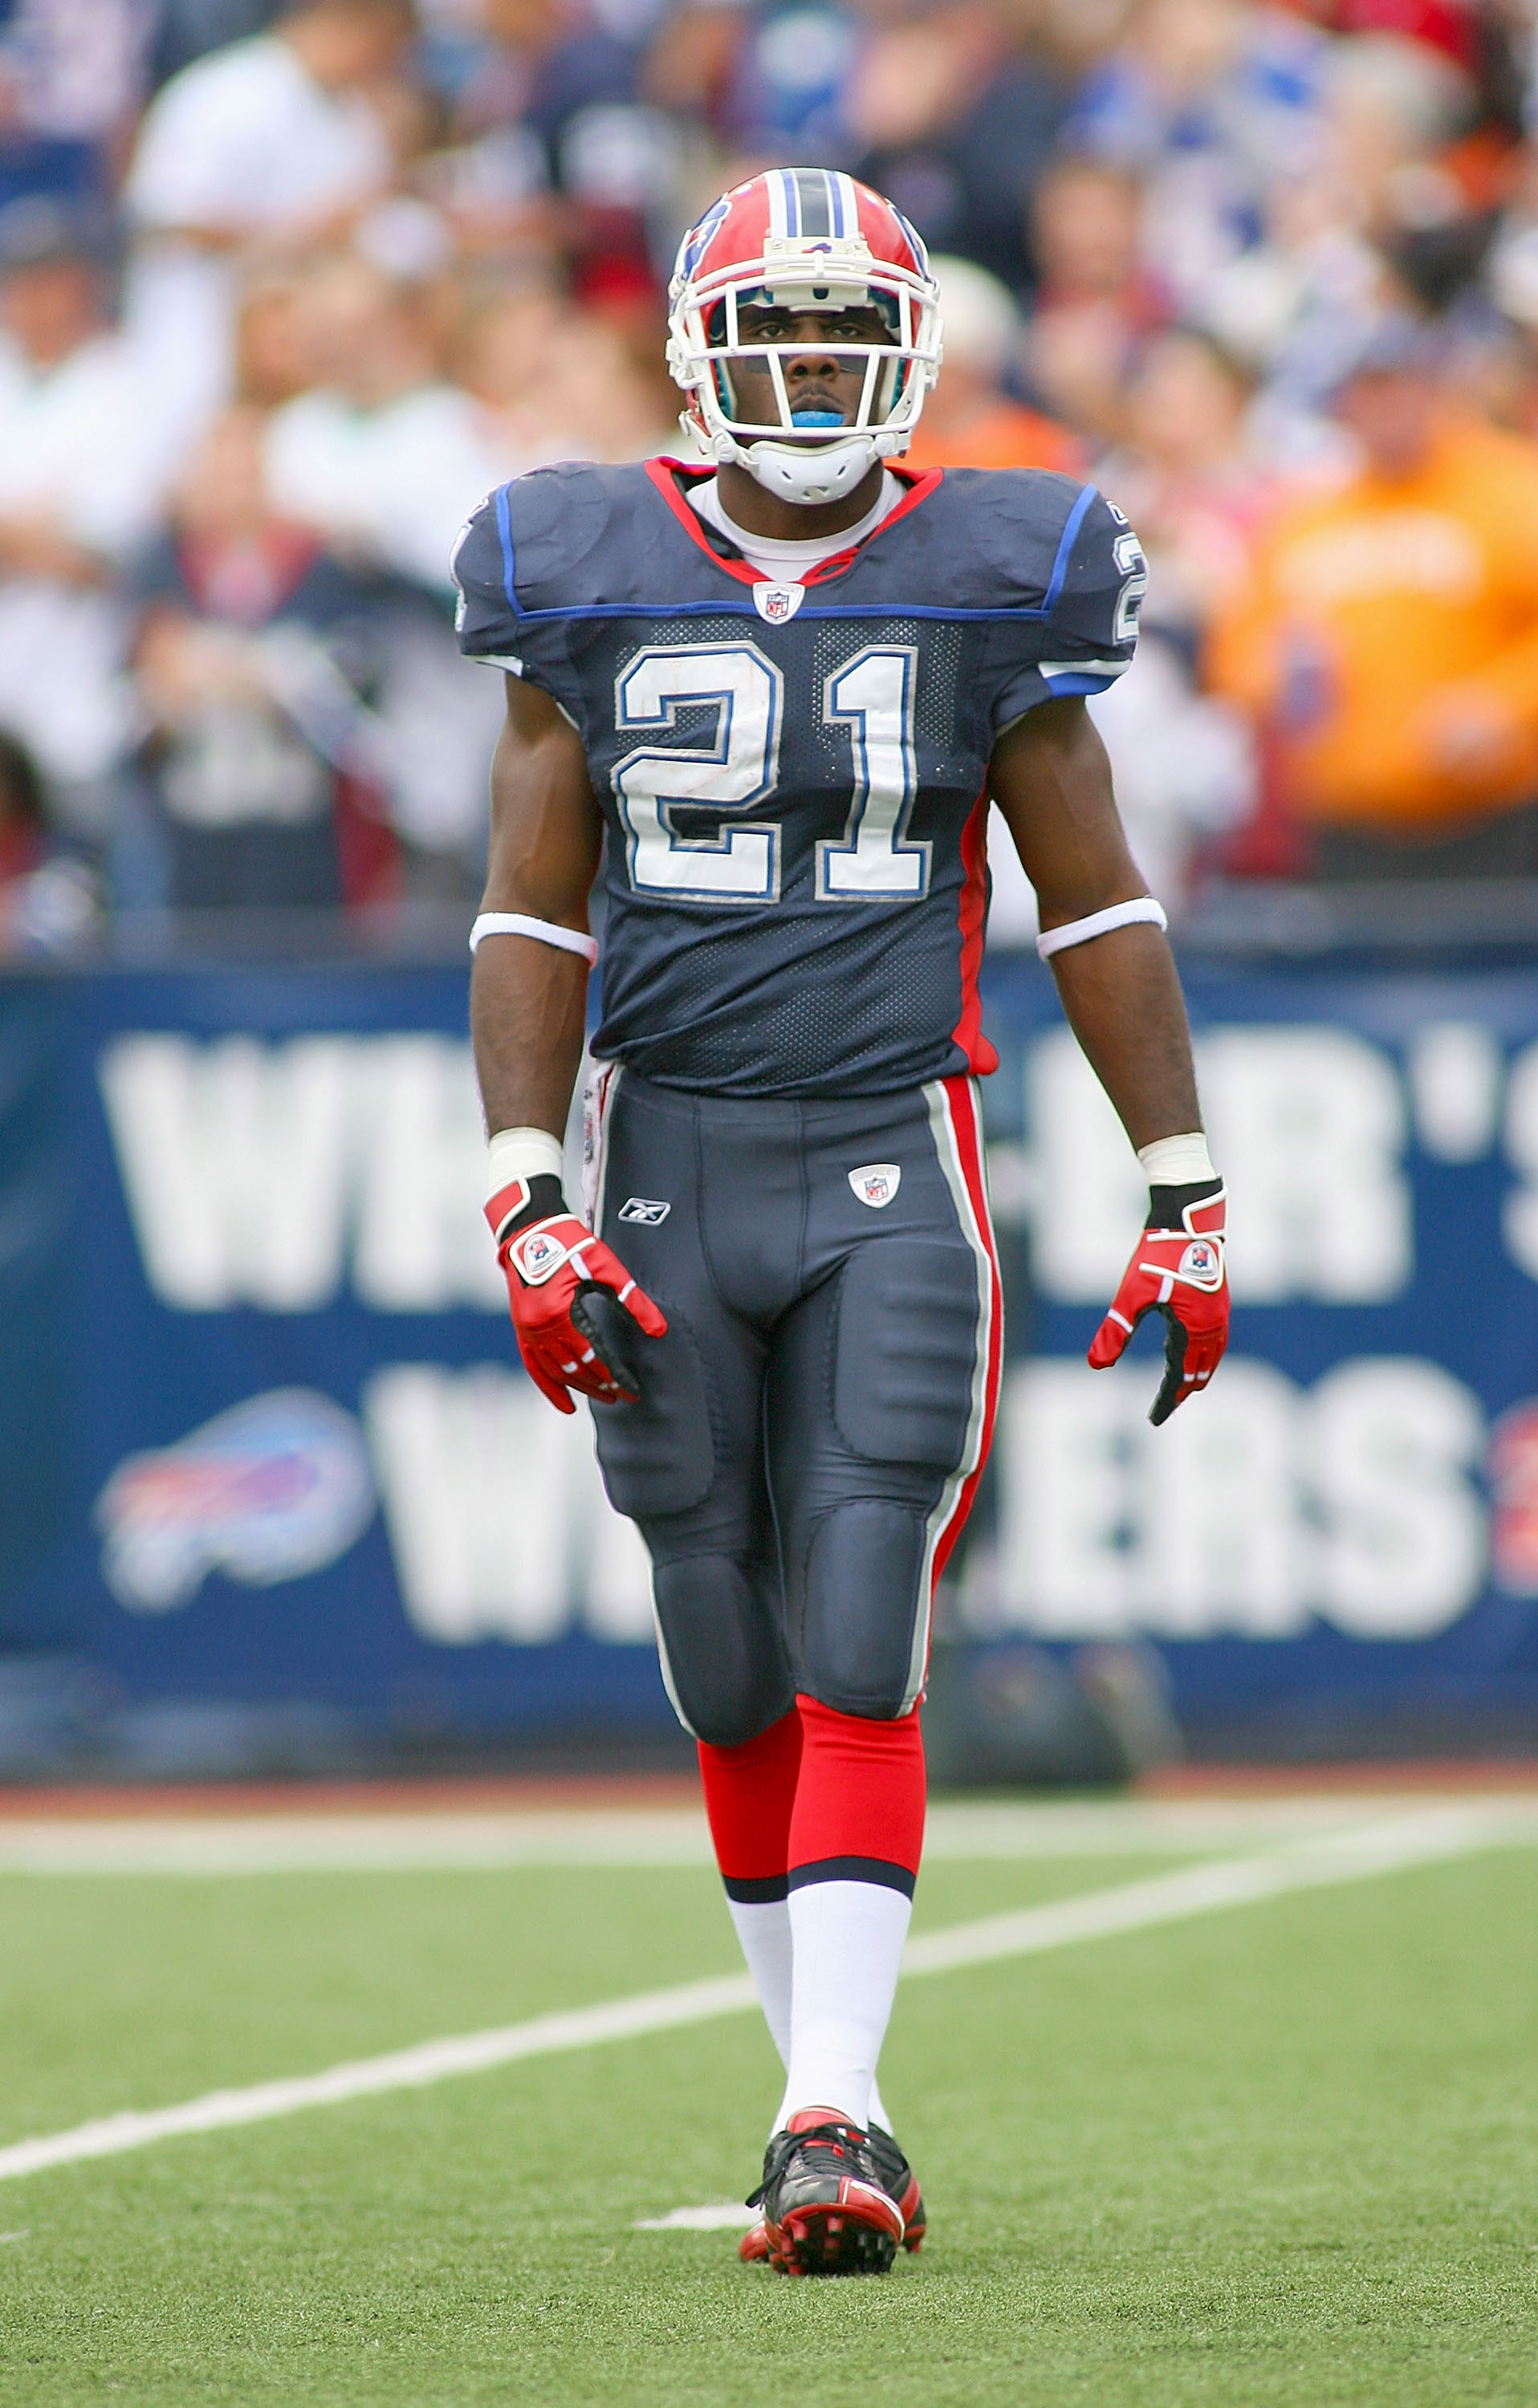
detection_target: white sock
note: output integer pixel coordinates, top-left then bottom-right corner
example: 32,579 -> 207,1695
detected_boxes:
728,1897 -> 793,2066
730,1893 -> 897,2137
775,1879 -> 913,2133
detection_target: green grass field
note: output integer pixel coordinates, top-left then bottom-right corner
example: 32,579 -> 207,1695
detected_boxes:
1,1816 -> 1535,2407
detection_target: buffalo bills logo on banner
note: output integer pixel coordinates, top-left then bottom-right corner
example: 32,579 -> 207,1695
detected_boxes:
96,1389 -> 376,1614
754,583 -> 805,625
849,1163 -> 901,1209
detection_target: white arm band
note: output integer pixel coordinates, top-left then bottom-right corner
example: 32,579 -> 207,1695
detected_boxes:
1036,897 -> 1167,961
1137,1132 -> 1215,1186
470,912 -> 598,966
486,1125 -> 565,1204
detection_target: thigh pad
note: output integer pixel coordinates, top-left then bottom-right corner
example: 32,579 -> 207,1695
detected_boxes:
591,1306 -> 716,1519
832,1235 -> 980,1470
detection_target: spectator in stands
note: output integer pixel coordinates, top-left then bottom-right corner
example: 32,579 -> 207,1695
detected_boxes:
128,405 -> 398,913
904,254 -> 1081,474
0,726 -> 97,955
262,246 -> 497,591
846,6 -> 1070,299
0,197 -> 179,836
234,254 -> 326,409
1207,318 -> 1538,877
1022,156 -> 1169,445
1096,326 -> 1278,651
453,272 -> 674,473
122,0 -> 413,433
1065,0 -> 1330,316
0,0 -> 151,213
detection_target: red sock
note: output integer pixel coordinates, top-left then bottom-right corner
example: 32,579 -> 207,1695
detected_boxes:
697,1709 -> 802,1899
787,1694 -> 926,1894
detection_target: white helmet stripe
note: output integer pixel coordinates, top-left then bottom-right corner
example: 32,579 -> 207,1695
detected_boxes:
830,172 -> 860,239
768,169 -> 794,238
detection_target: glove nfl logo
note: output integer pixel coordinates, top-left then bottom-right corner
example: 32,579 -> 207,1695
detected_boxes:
514,1227 -> 568,1283
1179,1238 -> 1221,1283
849,1163 -> 901,1209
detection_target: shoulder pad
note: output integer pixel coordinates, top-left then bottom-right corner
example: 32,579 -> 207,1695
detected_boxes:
498,462 -> 621,606
922,468 -> 1092,612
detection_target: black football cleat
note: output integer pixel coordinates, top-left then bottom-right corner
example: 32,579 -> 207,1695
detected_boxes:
746,2109 -> 905,2276
738,2118 -> 926,2264
866,2122 -> 927,2253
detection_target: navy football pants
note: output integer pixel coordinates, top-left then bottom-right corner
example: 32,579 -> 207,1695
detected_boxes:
585,1067 -> 1003,1744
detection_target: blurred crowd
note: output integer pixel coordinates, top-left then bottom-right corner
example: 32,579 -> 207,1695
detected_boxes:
6,0 -> 1538,951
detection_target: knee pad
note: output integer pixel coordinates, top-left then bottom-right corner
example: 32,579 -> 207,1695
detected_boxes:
651,1553 -> 795,1747
798,1499 -> 930,1719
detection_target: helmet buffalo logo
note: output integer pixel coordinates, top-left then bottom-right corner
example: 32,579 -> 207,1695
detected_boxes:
96,1389 -> 376,1614
849,1162 -> 901,1209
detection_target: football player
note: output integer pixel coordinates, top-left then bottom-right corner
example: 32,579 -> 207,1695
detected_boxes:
454,168 -> 1229,2277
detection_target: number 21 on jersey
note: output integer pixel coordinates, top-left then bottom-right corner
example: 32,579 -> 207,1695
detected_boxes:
612,641 -> 930,905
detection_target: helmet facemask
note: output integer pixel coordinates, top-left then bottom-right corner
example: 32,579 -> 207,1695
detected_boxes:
668,223 -> 942,507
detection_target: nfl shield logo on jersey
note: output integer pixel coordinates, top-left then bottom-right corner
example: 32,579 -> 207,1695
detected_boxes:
849,1163 -> 901,1209
754,582 -> 805,625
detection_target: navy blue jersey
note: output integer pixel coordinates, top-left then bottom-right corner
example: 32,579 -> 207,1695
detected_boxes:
454,458 -> 1141,1099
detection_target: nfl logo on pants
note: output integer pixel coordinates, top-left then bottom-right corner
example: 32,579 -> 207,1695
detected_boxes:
849,1163 -> 901,1209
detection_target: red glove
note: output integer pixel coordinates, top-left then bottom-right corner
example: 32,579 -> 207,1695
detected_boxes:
1088,1186 -> 1228,1426
486,1177 -> 666,1415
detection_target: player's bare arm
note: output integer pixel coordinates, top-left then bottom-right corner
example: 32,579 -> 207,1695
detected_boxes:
470,674 -> 665,1417
470,673 -> 601,1143
991,695 -> 1228,1422
990,695 -> 1200,1145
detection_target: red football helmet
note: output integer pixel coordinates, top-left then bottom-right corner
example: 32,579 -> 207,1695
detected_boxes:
666,166 -> 942,506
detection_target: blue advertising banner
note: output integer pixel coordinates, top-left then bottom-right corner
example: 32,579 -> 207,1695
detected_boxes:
3,950 -> 1538,1763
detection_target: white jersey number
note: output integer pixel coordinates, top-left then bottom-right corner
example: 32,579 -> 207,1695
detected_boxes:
613,641 -> 925,905
613,644 -> 783,902
818,646 -> 930,901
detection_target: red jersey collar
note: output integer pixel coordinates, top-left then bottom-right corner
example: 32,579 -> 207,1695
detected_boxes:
645,455 -> 944,589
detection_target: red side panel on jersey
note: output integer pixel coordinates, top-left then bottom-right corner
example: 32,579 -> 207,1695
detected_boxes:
950,785 -> 997,1077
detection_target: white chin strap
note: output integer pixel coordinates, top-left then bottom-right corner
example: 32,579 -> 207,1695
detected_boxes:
737,432 -> 881,506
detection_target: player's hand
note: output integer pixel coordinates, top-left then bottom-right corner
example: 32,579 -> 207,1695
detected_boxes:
488,1194 -> 666,1414
1088,1186 -> 1227,1426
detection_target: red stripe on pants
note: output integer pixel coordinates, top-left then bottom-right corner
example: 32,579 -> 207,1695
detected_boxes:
931,1072 -> 1003,1585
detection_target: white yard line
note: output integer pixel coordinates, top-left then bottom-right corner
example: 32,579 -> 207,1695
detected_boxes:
4,1795 -> 1535,1876
0,1805 -> 1522,2190
635,2204 -> 755,2231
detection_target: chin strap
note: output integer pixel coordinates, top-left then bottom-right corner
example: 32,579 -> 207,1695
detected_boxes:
733,431 -> 884,507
